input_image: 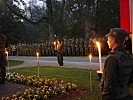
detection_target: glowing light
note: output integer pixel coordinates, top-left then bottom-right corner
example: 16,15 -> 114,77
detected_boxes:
5,51 -> 8,55
96,41 -> 102,72
89,54 -> 92,62
36,52 -> 40,76
89,54 -> 92,91
54,41 -> 57,50
54,41 -> 56,45
36,52 -> 39,57
5,50 -> 9,73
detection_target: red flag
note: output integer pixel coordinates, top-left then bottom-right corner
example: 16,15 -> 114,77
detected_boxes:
120,0 -> 130,33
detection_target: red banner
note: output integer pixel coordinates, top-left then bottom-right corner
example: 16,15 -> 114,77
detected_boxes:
120,0 -> 130,33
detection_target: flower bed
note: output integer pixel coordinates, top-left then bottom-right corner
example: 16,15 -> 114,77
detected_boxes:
2,72 -> 78,100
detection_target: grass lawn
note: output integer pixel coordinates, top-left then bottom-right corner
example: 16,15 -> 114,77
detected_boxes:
9,66 -> 102,100
8,60 -> 24,67
9,64 -> 133,100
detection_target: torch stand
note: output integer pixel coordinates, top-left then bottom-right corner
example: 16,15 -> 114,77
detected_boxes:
96,70 -> 103,81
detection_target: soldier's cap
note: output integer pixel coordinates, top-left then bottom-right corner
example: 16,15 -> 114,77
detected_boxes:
105,28 -> 128,44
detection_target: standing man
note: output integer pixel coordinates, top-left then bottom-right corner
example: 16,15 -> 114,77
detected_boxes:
56,39 -> 63,66
124,35 -> 132,54
0,33 -> 8,84
100,28 -> 133,100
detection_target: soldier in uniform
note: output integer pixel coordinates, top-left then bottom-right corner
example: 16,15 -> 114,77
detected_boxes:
16,42 -> 21,56
63,38 -> 68,56
124,35 -> 132,54
79,38 -> 84,56
56,40 -> 63,66
75,38 -> 80,56
100,28 -> 133,100
40,42 -> 45,56
48,41 -> 52,56
67,39 -> 72,56
71,37 -> 75,56
84,40 -> 89,55
0,33 -> 8,84
45,41 -> 48,56
52,41 -> 55,56
88,38 -> 93,54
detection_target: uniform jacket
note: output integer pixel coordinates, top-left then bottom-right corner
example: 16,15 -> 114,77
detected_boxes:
0,34 -> 8,52
101,46 -> 133,99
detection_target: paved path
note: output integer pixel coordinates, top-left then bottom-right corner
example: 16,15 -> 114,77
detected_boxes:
0,82 -> 33,99
8,56 -> 106,70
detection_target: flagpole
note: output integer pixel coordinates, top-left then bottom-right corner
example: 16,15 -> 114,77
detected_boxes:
130,0 -> 133,54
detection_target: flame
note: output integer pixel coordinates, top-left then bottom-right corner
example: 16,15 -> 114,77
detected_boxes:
96,41 -> 102,72
96,41 -> 100,49
5,51 -> 8,55
89,54 -> 92,60
36,52 -> 39,57
54,41 -> 56,45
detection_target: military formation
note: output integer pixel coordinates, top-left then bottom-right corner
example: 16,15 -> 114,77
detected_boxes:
8,37 -> 108,56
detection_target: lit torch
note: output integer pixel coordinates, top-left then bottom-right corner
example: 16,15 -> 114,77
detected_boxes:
96,41 -> 103,80
89,54 -> 92,91
36,52 -> 39,76
54,41 -> 57,50
54,41 -> 56,45
89,54 -> 92,70
5,50 -> 9,73
96,41 -> 102,72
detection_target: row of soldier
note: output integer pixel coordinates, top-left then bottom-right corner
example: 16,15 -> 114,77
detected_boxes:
8,37 -> 109,56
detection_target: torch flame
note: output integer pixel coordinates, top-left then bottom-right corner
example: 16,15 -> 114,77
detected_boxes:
96,41 -> 100,49
36,52 -> 39,57
54,41 -> 56,45
5,51 -> 8,55
96,41 -> 102,72
89,54 -> 92,60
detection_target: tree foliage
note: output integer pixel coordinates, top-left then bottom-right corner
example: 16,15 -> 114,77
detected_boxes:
0,0 -> 120,43
95,0 -> 120,36
0,0 -> 25,43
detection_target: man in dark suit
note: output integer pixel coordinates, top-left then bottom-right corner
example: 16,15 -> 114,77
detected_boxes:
0,33 -> 8,84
